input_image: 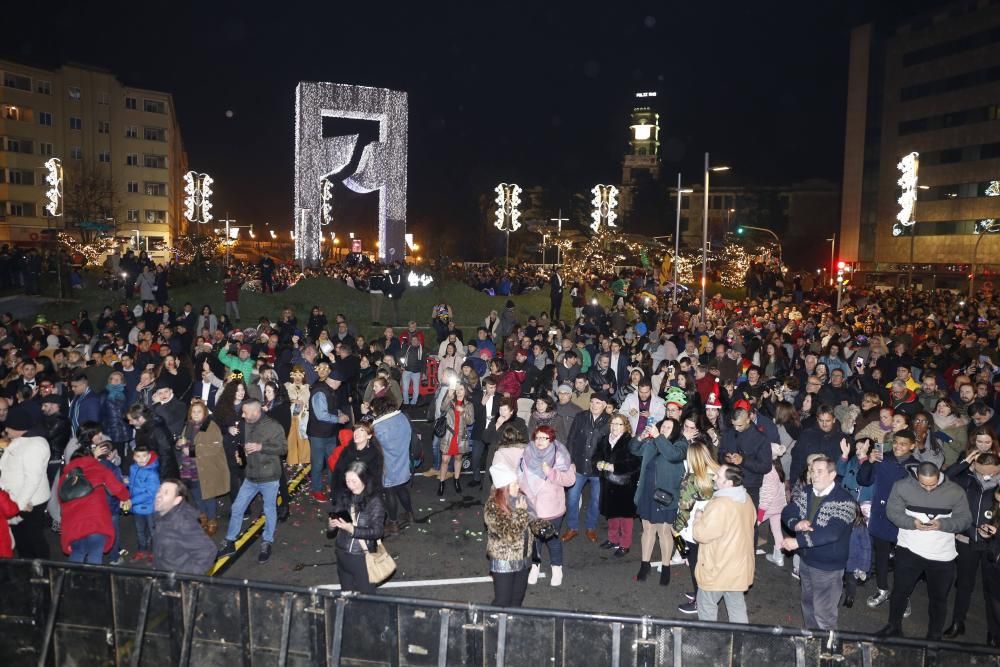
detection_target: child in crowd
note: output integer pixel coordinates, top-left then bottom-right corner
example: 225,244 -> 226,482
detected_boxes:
127,444 -> 160,563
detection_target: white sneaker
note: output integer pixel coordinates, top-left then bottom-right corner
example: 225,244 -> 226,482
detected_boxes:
550,565 -> 563,587
867,589 -> 890,608
527,563 -> 540,585
670,551 -> 687,566
903,599 -> 912,618
765,552 -> 785,567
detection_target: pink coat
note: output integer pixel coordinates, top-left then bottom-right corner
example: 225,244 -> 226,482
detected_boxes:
491,444 -> 526,474
758,467 -> 787,518
517,458 -> 576,521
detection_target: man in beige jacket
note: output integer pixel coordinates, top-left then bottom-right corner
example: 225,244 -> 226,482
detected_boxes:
692,464 -> 757,623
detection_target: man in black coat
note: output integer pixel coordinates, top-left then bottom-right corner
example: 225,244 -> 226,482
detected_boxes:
717,406 -> 772,509
563,393 -> 611,542
550,269 -> 564,321
128,404 -> 179,479
153,480 -> 218,574
789,404 -> 846,483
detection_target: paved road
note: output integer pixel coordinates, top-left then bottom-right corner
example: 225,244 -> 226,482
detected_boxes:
216,456 -> 990,648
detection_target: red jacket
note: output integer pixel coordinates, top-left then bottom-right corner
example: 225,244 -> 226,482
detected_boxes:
58,457 -> 130,556
0,489 -> 19,558
496,370 -> 523,398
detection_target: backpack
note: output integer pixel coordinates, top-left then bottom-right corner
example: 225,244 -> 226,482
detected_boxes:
59,466 -> 94,502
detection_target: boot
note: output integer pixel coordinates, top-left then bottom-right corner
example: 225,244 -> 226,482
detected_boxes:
204,519 -> 219,537
399,512 -> 414,528
550,565 -> 563,587
437,481 -> 445,496
659,564 -> 671,586
942,621 -> 965,639
198,512 -> 208,528
385,520 -> 400,536
453,478 -> 462,494
635,561 -> 651,582
527,563 -> 540,585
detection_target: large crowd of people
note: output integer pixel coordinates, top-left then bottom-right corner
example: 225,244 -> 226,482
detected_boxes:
1,250 -> 999,647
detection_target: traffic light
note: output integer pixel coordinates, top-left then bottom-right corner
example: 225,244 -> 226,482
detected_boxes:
837,261 -> 846,270
736,227 -> 745,235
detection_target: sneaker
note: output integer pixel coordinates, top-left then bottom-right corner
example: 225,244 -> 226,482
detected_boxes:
258,542 -> 272,563
599,540 -> 616,549
765,552 -> 785,567
669,551 -> 687,566
791,568 -> 800,580
109,556 -> 125,566
678,601 -> 698,615
903,599 -> 912,618
131,550 -> 151,563
527,563 -> 540,585
867,589 -> 890,608
311,491 -> 329,503
613,546 -> 630,558
550,565 -> 563,587
216,540 -> 237,560
684,591 -> 696,602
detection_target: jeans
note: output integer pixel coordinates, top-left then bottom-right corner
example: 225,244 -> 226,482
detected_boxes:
401,370 -> 421,405
469,439 -> 487,481
799,562 -> 844,630
108,513 -> 121,562
225,300 -> 240,321
134,513 -> 155,551
533,514 -> 564,566
69,533 -> 106,564
309,436 -> 339,492
872,536 -> 894,591
431,434 -> 442,471
384,484 -> 413,521
566,474 -> 600,531
225,479 -> 280,543
492,568 -> 530,607
887,547 -> 954,639
187,479 -> 217,520
697,589 -> 748,624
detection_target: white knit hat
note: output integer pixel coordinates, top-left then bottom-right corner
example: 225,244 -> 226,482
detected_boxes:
489,464 -> 517,489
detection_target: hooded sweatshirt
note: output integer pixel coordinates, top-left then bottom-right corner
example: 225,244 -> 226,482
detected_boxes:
887,472 -> 972,561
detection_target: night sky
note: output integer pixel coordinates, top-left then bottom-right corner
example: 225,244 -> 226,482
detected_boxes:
4,0 -> 954,253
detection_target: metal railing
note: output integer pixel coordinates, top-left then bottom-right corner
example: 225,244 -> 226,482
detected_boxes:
0,560 -> 997,666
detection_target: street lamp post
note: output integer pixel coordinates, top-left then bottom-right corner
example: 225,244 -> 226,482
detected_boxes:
673,174 -> 693,304
701,154 -> 730,317
550,209 -> 568,265
826,234 -> 836,286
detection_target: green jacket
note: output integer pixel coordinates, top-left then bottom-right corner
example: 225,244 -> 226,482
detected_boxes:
243,414 -> 287,483
218,346 -> 255,385
673,472 -> 715,533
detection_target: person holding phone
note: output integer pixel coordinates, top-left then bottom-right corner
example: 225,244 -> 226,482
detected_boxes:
329,461 -> 385,593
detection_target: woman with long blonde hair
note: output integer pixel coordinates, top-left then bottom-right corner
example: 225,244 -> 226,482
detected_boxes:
673,435 -> 719,614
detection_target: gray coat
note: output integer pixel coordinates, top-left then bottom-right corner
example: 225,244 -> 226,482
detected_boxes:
153,501 -> 218,574
136,270 -> 156,301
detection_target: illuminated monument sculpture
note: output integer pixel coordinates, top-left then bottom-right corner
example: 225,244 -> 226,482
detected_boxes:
294,82 -> 408,265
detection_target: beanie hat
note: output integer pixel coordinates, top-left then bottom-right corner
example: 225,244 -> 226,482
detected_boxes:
489,464 -> 517,489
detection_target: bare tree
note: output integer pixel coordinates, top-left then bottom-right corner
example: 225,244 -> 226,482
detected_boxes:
62,161 -> 123,243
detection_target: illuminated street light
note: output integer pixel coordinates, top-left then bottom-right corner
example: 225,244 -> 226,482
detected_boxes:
494,182 -> 522,267
44,158 -> 64,217
590,184 -> 619,232
183,171 -> 214,224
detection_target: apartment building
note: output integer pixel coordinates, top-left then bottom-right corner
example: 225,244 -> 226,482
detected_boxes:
0,60 -> 187,246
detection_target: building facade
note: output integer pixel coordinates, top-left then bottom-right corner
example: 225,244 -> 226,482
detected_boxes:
0,60 -> 187,247
839,0 -> 1000,288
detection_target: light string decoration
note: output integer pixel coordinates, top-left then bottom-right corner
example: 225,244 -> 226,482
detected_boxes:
975,180 -> 1000,234
183,171 -> 214,224
590,184 -> 619,232
893,151 -> 919,237
494,183 -> 522,231
295,82 -> 408,265
44,158 -> 64,217
321,178 -> 334,225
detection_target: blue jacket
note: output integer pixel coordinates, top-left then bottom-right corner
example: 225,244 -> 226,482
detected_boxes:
372,410 -> 412,488
69,389 -> 102,436
837,455 -> 874,503
857,452 -> 919,542
101,391 -> 133,444
782,483 -> 857,571
128,455 -> 161,516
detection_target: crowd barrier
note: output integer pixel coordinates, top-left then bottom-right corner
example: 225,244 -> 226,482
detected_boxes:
0,560 -> 997,666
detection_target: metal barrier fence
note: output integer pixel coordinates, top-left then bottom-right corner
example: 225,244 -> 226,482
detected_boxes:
1,560 -> 998,667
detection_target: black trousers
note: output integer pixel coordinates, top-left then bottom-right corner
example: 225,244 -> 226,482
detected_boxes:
686,540 -> 700,593
550,294 -> 563,321
887,547 -> 954,639
12,505 -> 50,559
384,484 -> 413,521
337,549 -> 375,594
872,536 -> 895,591
951,539 -> 986,624
983,558 -> 1000,638
746,485 -> 761,512
491,568 -> 530,607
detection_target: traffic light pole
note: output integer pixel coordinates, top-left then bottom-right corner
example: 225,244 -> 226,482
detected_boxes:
736,225 -> 782,266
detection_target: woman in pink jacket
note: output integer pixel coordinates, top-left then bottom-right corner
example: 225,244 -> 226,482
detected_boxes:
759,442 -> 789,567
517,425 -> 575,587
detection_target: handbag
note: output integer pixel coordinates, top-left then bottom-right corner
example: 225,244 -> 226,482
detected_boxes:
653,488 -> 674,506
362,539 -> 397,584
59,466 -> 95,502
433,415 -> 449,438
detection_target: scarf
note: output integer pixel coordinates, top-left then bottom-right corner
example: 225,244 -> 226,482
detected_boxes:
106,384 -> 126,401
520,439 -> 571,481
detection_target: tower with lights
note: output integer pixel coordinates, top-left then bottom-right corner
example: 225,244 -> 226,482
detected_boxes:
619,92 -> 661,226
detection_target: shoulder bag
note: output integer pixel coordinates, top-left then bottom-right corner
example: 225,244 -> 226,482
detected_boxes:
351,506 -> 396,584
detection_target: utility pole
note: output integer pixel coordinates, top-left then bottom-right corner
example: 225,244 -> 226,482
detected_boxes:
218,214 -> 237,269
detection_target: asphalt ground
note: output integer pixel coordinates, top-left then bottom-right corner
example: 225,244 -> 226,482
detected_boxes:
43,412 -> 992,648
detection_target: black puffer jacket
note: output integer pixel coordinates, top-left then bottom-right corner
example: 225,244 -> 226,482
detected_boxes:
333,493 -> 386,555
946,460 -> 1000,551
136,416 -> 179,479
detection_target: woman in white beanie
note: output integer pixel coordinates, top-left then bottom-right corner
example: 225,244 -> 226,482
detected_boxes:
483,463 -> 553,607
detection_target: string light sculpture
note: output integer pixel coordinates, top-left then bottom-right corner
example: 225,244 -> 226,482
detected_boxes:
44,158 -> 63,217
893,151 -> 919,237
975,180 -> 1000,234
183,171 -> 214,224
321,178 -> 334,225
294,82 -> 408,265
590,184 -> 619,232
494,183 -> 522,231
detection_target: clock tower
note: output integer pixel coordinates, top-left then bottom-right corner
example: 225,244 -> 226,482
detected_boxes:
619,92 -> 660,225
